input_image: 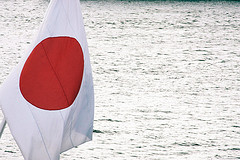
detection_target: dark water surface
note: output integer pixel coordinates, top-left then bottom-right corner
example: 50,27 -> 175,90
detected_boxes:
0,0 -> 240,159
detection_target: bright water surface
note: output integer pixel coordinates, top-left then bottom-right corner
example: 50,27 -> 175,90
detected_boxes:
0,0 -> 240,159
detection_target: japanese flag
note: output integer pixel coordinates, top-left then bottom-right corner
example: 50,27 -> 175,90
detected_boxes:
0,0 -> 94,159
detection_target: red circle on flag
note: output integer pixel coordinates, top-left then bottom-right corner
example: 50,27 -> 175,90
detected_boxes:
20,36 -> 84,110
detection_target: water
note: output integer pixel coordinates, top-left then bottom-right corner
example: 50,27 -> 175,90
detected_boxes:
0,0 -> 240,159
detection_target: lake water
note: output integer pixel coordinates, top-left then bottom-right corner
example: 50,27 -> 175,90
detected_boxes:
0,0 -> 240,159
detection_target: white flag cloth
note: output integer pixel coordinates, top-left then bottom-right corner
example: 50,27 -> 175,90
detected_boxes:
0,0 -> 94,159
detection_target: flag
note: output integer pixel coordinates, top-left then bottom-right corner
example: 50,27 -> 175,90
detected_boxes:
0,0 -> 94,159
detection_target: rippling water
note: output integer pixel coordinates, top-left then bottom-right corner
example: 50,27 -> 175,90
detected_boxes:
0,0 -> 240,159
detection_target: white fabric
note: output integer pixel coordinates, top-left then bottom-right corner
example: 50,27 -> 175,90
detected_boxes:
0,0 -> 94,159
